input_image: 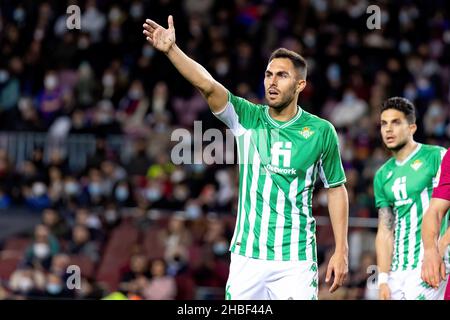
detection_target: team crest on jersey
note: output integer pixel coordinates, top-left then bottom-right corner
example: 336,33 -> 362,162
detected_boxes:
299,127 -> 314,139
411,159 -> 423,171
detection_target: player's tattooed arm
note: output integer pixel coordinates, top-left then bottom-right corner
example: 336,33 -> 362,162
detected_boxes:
375,206 -> 395,299
378,207 -> 394,231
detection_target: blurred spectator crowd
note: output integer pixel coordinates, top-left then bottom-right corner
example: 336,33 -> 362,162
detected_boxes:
0,0 -> 450,299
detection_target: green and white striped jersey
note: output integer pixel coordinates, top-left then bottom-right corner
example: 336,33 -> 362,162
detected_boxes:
374,144 -> 449,272
214,91 -> 346,262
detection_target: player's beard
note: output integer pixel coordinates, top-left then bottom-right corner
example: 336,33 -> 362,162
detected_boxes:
385,137 -> 408,152
267,89 -> 297,111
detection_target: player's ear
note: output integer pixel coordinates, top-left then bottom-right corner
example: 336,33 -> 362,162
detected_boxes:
410,123 -> 417,134
297,79 -> 306,94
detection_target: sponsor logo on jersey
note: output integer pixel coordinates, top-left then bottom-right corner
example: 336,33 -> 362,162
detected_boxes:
299,127 -> 315,139
411,159 -> 423,171
271,141 -> 292,167
267,141 -> 297,175
265,163 -> 297,175
394,199 -> 413,206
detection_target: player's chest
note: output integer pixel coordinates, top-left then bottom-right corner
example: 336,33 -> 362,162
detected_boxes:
242,126 -> 322,170
382,162 -> 435,202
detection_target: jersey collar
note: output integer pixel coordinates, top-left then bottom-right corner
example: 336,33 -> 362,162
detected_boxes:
395,143 -> 422,166
264,106 -> 303,129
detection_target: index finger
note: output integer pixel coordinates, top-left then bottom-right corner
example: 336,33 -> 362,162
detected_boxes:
145,19 -> 161,29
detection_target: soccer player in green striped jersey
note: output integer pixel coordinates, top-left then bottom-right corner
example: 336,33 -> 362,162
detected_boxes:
374,97 -> 449,300
143,16 -> 349,300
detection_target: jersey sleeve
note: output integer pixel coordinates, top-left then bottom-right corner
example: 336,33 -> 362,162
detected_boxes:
432,149 -> 450,201
212,91 -> 261,136
374,170 -> 391,208
318,122 -> 346,188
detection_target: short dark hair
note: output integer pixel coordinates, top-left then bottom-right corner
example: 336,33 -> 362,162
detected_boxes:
268,48 -> 307,80
381,97 -> 416,124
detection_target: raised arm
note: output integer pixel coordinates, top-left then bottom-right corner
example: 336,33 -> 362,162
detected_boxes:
143,16 -> 227,113
375,207 -> 394,300
421,198 -> 450,288
325,185 -> 349,293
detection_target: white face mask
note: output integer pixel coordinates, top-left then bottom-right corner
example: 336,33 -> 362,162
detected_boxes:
44,75 -> 58,90
102,74 -> 115,87
33,243 -> 50,259
18,277 -> 34,293
215,61 -> 229,76
32,182 -> 47,197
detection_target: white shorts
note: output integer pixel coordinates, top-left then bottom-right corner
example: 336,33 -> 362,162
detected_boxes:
226,253 -> 318,300
388,268 -> 449,300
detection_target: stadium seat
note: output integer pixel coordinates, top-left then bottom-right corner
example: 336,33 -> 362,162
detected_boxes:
69,254 -> 96,279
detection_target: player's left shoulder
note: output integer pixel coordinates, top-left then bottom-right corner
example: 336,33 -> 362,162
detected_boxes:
421,144 -> 447,159
302,111 -> 336,134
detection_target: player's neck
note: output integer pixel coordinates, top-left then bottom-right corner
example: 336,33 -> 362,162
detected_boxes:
392,140 -> 419,163
269,103 -> 298,122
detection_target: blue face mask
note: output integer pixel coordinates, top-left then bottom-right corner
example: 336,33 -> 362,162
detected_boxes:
146,188 -> 162,202
213,242 -> 228,256
88,183 -> 102,197
47,283 -> 63,295
115,187 -> 129,201
65,182 -> 79,196
185,205 -> 201,219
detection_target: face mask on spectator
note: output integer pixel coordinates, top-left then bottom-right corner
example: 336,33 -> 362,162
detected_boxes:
129,89 -> 143,100
102,74 -> 115,87
105,209 -> 118,223
18,277 -> 34,293
13,7 -> 26,23
142,45 -> 154,58
115,187 -> 129,201
404,86 -> 417,101
0,70 -> 9,83
32,182 -> 47,197
170,170 -> 186,184
213,242 -> 228,256
88,183 -> 102,197
192,163 -> 206,174
109,7 -> 122,22
46,283 -> 63,295
130,3 -> 143,19
215,61 -> 229,77
342,92 -> 356,103
97,113 -> 112,124
33,243 -> 50,259
185,204 -> 201,219
304,31 -> 316,48
64,182 -> 80,196
44,75 -> 58,91
146,187 -> 162,202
